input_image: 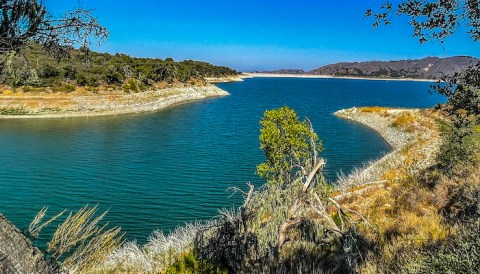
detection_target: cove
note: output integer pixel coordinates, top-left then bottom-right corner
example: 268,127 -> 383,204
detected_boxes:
0,77 -> 445,244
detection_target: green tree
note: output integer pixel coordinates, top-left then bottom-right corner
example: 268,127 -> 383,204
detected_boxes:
40,64 -> 60,78
0,0 -> 108,83
76,74 -> 87,86
0,0 -> 108,57
257,106 -> 323,185
366,1 -> 480,44
433,65 -> 480,117
437,115 -> 480,176
63,66 -> 76,81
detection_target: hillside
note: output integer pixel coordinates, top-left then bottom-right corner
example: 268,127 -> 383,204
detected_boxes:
0,44 -> 239,89
309,56 -> 478,79
0,44 -> 239,117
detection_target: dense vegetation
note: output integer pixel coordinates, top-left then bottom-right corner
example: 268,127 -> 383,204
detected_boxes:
0,44 -> 239,91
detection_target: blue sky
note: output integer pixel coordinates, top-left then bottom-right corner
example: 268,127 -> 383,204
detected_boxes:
46,0 -> 480,71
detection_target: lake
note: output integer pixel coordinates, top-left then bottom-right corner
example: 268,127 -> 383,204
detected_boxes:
0,77 -> 445,245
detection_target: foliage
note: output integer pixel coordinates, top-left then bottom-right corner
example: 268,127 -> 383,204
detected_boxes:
63,65 -> 76,81
432,63 -> 480,117
75,74 -> 87,86
1,43 -> 239,88
366,0 -> 480,43
257,106 -> 323,185
406,220 -> 480,274
40,64 -> 60,78
0,107 -> 28,115
436,116 -> 480,176
0,0 -> 108,58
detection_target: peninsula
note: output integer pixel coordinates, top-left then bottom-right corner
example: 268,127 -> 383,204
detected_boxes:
0,44 -> 241,118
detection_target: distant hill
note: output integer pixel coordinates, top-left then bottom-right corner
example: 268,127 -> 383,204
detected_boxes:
252,69 -> 305,74
308,56 -> 478,79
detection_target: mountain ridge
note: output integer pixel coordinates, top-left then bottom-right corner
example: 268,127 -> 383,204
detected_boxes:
253,56 -> 479,80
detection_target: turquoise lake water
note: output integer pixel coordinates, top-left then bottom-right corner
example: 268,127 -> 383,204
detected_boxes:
0,77 -> 445,245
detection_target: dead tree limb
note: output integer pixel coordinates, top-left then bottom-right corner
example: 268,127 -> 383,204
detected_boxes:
303,158 -> 326,192
277,217 -> 306,250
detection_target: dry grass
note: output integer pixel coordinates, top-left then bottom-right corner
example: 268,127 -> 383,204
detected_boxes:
391,112 -> 416,132
360,106 -> 390,113
28,207 -> 66,239
333,107 -> 457,272
0,84 -> 225,116
43,205 -> 124,273
97,221 -> 216,273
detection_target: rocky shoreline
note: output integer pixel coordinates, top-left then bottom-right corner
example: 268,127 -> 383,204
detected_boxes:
0,214 -> 53,274
0,85 -> 229,119
334,107 -> 440,189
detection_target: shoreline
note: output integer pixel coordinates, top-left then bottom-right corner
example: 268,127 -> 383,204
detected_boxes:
333,107 -> 440,189
205,74 -> 252,83
0,85 -> 229,119
246,73 -> 438,82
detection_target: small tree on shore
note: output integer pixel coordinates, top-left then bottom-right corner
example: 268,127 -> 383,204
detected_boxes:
257,106 -> 323,186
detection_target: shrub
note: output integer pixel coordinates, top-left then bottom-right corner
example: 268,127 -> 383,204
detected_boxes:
391,112 -> 416,131
406,221 -> 480,274
63,65 -> 76,80
257,106 -> 323,185
442,170 -> 480,220
40,64 -> 60,78
63,84 -> 76,93
0,107 -> 28,115
104,67 -> 123,84
436,116 -> 480,177
87,77 -> 99,87
122,78 -> 145,93
76,74 -> 87,86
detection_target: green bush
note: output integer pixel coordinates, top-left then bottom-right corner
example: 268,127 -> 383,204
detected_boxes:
83,76 -> 99,87
436,116 -> 480,177
257,106 -> 323,185
0,107 -> 28,115
103,68 -> 123,84
63,65 -> 76,80
407,221 -> 480,274
40,64 -> 60,78
63,84 -> 76,93
122,78 -> 146,93
76,74 -> 87,86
